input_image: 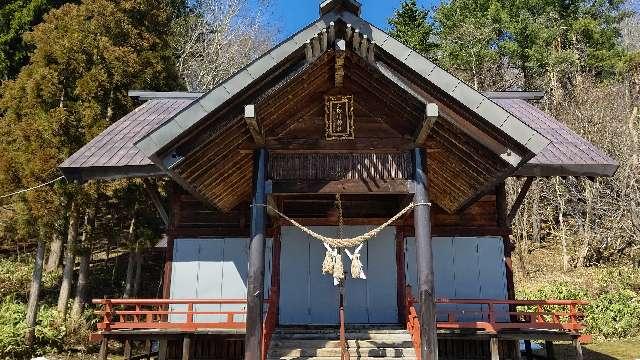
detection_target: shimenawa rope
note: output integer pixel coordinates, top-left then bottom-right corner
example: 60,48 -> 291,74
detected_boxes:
253,201 -> 431,282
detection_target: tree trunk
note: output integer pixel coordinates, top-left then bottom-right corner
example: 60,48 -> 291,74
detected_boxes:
25,241 -> 45,347
71,210 -> 93,318
45,232 -> 64,272
71,253 -> 90,318
555,178 -> 570,271
133,251 -> 143,297
578,181 -> 595,268
58,201 -> 79,317
123,214 -> 137,298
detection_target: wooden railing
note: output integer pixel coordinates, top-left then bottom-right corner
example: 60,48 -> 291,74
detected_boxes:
404,285 -> 588,360
261,287 -> 279,360
92,298 -> 247,331
436,298 -> 588,332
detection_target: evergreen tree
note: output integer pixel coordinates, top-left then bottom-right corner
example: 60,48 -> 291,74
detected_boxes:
433,0 -> 507,90
0,0 -> 183,324
0,0 -> 73,81
500,0 -> 630,91
388,0 -> 436,58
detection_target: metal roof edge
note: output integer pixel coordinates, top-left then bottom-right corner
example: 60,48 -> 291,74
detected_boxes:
337,11 -> 551,158
59,165 -> 165,182
514,162 -> 619,177
134,12 -> 343,160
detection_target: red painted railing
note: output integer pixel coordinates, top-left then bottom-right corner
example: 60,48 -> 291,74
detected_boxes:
405,287 -> 422,360
436,297 -> 588,332
92,298 -> 247,332
261,287 -> 279,360
404,285 -> 589,359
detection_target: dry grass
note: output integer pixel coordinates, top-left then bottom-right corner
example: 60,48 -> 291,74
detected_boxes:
532,339 -> 640,360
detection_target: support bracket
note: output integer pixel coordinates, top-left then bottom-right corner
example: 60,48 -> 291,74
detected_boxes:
245,105 -> 264,146
142,178 -> 169,227
507,177 -> 535,224
416,103 -> 439,145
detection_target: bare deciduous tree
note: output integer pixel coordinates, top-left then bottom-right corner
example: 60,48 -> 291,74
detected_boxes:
173,0 -> 275,91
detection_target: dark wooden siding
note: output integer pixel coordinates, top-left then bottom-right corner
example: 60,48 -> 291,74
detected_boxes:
268,153 -> 413,181
169,186 -> 503,238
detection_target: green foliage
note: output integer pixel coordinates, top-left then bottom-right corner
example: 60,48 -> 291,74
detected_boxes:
0,257 -> 59,299
388,0 -> 436,58
0,0 -> 72,80
0,0 -> 184,248
391,0 -> 633,91
433,0 -> 505,90
0,297 -> 28,359
518,277 -> 640,339
586,290 -> 640,339
0,297 -> 67,359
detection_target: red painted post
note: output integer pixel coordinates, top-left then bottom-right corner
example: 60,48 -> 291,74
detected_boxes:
187,303 -> 194,324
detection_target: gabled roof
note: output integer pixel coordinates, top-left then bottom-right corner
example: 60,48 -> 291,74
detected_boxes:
497,99 -> 618,177
59,99 -> 192,181
134,6 -> 549,164
57,96 -> 617,182
57,0 -> 618,211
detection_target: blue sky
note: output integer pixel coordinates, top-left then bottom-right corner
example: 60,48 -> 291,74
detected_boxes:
268,0 -> 440,40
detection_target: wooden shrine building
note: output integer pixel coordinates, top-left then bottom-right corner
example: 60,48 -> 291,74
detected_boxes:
59,1 -> 618,359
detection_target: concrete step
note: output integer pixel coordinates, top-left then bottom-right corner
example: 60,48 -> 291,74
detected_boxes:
270,346 -> 416,358
270,339 -> 415,349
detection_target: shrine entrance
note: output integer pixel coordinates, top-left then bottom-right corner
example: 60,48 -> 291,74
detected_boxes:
278,225 -> 398,325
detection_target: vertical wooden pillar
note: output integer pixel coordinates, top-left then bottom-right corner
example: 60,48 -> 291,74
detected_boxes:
545,340 -> 555,360
99,337 -> 108,360
412,148 -> 437,360
496,183 -> 516,302
524,340 -> 533,360
158,338 -> 168,360
573,339 -> 583,360
245,148 -> 267,360
271,226 -> 282,325
395,228 -> 406,324
490,338 -> 500,360
182,336 -> 192,360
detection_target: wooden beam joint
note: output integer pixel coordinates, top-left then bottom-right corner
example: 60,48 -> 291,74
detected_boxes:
245,105 -> 264,146
416,103 -> 439,145
507,177 -> 535,224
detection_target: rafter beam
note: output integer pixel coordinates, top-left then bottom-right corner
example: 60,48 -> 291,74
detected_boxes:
335,39 -> 346,87
244,105 -> 264,146
416,103 -> 439,145
507,177 -> 535,224
141,178 -> 169,227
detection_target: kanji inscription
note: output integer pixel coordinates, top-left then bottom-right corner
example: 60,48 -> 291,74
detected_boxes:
325,95 -> 354,140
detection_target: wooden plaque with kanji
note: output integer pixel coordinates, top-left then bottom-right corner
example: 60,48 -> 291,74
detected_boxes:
325,95 -> 354,140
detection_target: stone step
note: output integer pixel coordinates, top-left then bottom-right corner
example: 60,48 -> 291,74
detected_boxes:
272,333 -> 412,341
268,357 -> 417,360
270,339 -> 414,349
270,346 -> 416,358
275,327 -> 406,334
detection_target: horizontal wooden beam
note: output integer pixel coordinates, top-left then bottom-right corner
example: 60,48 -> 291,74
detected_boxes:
267,179 -> 414,195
